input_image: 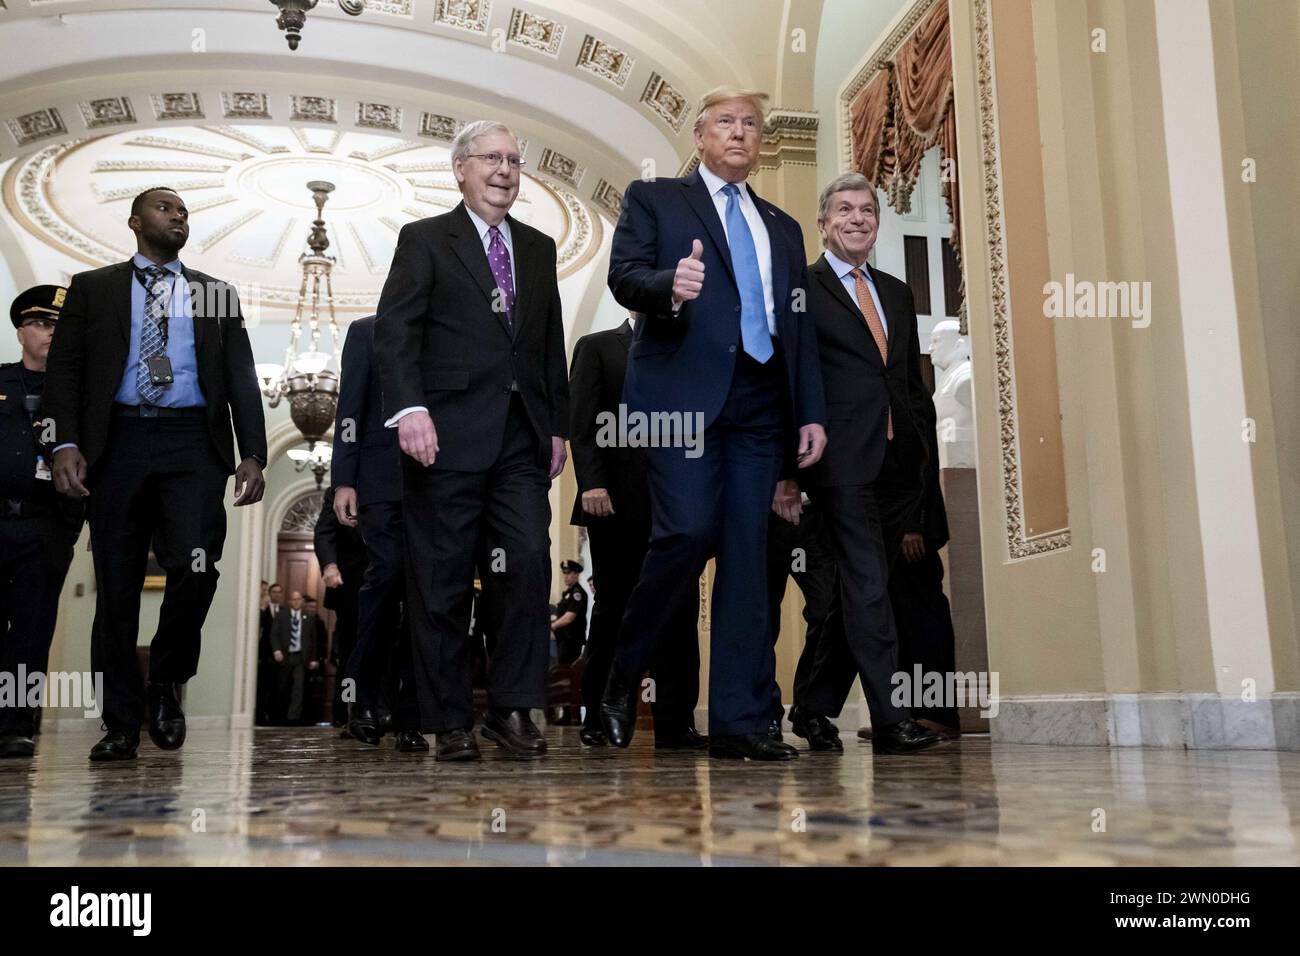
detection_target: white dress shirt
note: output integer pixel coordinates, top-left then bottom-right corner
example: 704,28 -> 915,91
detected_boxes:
696,164 -> 777,336
385,204 -> 516,427
823,247 -> 888,338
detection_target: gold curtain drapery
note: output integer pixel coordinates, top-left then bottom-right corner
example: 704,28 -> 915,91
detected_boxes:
848,1 -> 961,273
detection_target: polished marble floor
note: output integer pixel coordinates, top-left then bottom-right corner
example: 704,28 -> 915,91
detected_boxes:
1,725 -> 1298,865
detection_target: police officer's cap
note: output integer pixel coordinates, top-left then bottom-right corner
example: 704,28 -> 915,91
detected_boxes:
561,559 -> 584,574
10,285 -> 67,329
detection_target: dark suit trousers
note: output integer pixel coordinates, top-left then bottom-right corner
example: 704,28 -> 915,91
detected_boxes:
0,515 -> 75,734
328,583 -> 360,723
803,482 -> 908,728
88,414 -> 228,732
614,351 -> 785,737
279,652 -> 306,722
764,502 -> 843,721
402,396 -> 551,734
583,514 -> 700,733
348,501 -> 417,729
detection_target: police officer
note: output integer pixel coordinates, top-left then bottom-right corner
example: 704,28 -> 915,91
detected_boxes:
1,286 -> 84,758
551,560 -> 588,667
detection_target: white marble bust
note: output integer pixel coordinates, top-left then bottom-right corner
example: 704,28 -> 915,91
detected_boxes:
929,320 -> 975,468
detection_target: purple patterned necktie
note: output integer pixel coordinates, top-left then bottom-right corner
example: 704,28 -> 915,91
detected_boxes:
486,225 -> 515,328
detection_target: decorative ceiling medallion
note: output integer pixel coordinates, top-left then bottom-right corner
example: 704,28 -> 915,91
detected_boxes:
94,178 -> 226,203
592,179 -> 623,220
357,103 -> 403,132
80,98 -> 136,130
151,93 -> 204,121
290,96 -> 337,124
576,35 -> 634,89
537,148 -> 583,188
641,73 -> 689,132
433,0 -> 490,34
7,108 -> 67,146
508,9 -> 564,56
208,126 -> 289,155
222,93 -> 272,120
126,134 -> 253,162
418,113 -> 460,141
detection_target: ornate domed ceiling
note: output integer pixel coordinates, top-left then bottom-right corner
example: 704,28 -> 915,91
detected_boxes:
2,123 -> 600,313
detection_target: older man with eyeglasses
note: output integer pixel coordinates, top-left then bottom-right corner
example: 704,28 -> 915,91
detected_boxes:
373,120 -> 569,762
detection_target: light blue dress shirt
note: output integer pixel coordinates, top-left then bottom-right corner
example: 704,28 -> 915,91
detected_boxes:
823,248 -> 889,338
115,253 -> 205,407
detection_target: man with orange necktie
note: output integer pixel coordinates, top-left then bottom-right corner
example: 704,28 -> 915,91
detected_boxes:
786,172 -> 943,755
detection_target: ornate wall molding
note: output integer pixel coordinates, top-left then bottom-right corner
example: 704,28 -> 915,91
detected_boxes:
972,0 -> 1070,559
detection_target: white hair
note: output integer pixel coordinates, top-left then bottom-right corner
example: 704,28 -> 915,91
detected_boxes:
450,120 -> 516,164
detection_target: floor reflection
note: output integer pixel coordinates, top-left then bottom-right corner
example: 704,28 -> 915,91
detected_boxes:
0,727 -> 1296,865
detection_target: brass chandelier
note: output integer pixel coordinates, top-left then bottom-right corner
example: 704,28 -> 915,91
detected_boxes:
256,180 -> 343,489
269,0 -> 366,51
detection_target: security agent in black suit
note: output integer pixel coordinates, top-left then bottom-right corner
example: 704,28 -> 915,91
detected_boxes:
0,287 -> 85,758
45,187 -> 267,762
329,315 -> 425,752
881,377 -> 960,734
797,173 -> 942,755
374,122 -> 569,762
313,488 -> 366,725
568,314 -> 705,748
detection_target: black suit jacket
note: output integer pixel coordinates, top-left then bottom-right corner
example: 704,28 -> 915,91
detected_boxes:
313,487 -> 368,612
44,260 -> 267,473
269,609 -> 318,660
804,254 -> 929,488
373,203 -> 569,472
567,319 -> 650,527
330,315 -> 400,505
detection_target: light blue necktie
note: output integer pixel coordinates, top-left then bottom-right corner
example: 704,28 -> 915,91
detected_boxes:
721,183 -> 774,363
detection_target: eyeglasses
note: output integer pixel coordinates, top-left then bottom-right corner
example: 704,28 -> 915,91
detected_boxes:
465,152 -> 525,170
20,318 -> 57,330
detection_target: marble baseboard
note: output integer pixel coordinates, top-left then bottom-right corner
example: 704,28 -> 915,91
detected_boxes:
991,693 -> 1300,750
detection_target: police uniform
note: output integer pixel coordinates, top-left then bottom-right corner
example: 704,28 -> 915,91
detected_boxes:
1,286 -> 84,752
553,560 -> 588,666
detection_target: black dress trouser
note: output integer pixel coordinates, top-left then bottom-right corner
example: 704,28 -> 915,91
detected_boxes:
582,513 -> 700,734
402,396 -> 551,734
88,412 -> 228,732
0,510 -> 76,735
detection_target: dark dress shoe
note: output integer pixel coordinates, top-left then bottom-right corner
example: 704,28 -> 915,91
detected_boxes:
482,708 -> 547,758
767,719 -> 784,741
377,710 -> 395,735
599,670 -> 638,749
655,726 -> 709,750
0,731 -> 35,759
872,717 -> 944,755
395,730 -> 429,752
347,706 -> 382,746
579,726 -> 608,747
147,682 -> 186,751
89,729 -> 140,762
709,733 -> 799,761
435,728 -> 481,762
791,711 -> 843,752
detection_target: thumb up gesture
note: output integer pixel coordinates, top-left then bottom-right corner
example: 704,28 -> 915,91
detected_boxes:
673,239 -> 705,305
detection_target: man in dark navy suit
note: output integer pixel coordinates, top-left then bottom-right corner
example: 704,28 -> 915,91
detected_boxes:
600,88 -> 827,761
795,172 -> 943,756
330,315 -> 424,752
